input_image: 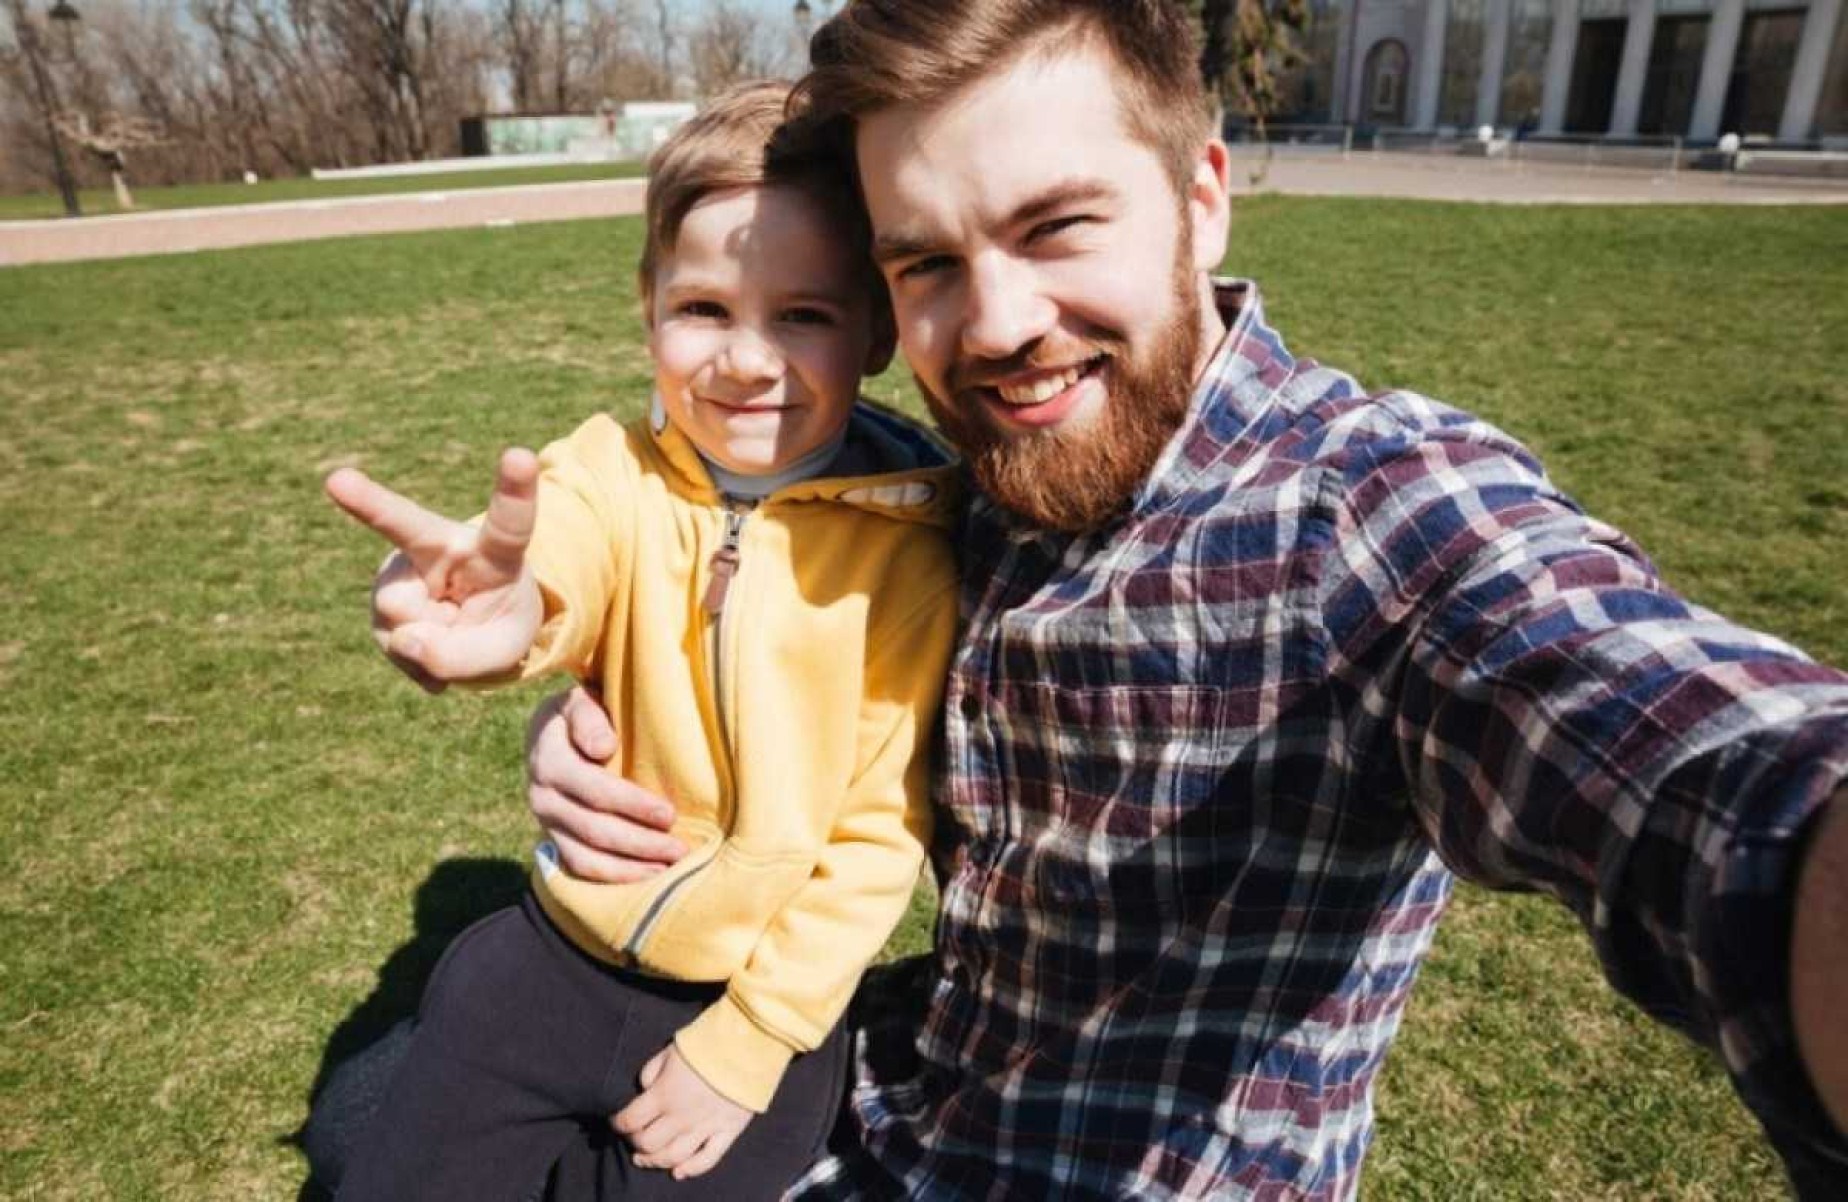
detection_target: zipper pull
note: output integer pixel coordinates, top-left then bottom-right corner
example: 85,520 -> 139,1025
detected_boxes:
702,502 -> 750,615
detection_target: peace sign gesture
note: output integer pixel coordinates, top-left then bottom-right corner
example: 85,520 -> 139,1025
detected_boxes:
325,448 -> 546,692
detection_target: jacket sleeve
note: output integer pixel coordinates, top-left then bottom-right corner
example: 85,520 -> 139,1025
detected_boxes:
1317,396 -> 1848,1159
518,416 -> 634,683
672,578 -> 955,1113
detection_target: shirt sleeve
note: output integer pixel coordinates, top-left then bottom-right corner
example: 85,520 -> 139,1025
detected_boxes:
518,416 -> 635,682
673,576 -> 954,1113
1316,393 -> 1848,1157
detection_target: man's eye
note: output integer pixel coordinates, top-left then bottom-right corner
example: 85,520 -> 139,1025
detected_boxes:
677,300 -> 726,319
1028,215 -> 1091,244
896,255 -> 954,282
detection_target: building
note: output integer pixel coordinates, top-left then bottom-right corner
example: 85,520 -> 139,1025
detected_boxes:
1274,0 -> 1848,145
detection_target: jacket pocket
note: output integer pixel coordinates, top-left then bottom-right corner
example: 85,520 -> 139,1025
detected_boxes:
634,841 -> 815,979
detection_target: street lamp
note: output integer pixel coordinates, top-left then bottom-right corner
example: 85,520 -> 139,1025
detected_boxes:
793,0 -> 813,47
6,0 -> 82,217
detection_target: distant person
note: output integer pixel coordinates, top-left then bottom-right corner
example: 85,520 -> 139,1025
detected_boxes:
321,80 -> 958,1200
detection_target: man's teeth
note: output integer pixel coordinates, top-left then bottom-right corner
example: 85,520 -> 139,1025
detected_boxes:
997,364 -> 1085,406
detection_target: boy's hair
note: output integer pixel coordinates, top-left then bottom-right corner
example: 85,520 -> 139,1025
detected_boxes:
638,79 -> 871,304
795,0 -> 1214,199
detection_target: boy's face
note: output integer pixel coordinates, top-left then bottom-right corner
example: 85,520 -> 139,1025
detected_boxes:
648,184 -> 889,478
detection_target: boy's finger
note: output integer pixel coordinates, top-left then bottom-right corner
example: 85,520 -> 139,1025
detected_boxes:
610,1091 -> 659,1137
325,468 -> 448,555
651,1130 -> 706,1172
673,1134 -> 728,1180
477,448 -> 539,576
541,826 -> 665,884
384,621 -> 520,683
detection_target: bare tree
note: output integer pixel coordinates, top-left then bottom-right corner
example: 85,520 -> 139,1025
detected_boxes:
688,0 -> 790,98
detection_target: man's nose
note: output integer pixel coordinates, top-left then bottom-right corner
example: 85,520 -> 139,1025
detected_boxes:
960,253 -> 1053,361
717,328 -> 783,384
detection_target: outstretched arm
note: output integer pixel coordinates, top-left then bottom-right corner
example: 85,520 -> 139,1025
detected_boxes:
324,448 -> 544,688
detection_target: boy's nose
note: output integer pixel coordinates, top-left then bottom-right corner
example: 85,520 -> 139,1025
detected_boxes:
718,330 -> 783,383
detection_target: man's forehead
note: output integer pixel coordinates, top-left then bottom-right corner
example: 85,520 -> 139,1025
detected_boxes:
852,43 -> 1141,228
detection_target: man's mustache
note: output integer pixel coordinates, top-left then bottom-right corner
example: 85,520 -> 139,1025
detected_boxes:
947,338 -> 1121,394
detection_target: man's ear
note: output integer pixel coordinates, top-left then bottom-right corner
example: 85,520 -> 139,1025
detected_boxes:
1188,140 -> 1232,273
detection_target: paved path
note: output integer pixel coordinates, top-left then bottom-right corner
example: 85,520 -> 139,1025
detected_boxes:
1225,149 -> 1848,206
2,155 -> 1841,268
0,178 -> 648,267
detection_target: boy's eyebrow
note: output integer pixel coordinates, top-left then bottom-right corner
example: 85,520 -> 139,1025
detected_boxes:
872,178 -> 1120,265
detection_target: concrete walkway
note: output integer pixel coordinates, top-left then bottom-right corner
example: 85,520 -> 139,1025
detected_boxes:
1225,149 -> 1848,205
3,154 -> 1842,268
0,177 -> 648,267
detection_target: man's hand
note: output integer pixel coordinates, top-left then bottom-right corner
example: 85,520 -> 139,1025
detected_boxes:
324,449 -> 544,689
527,686 -> 688,881
611,1044 -> 752,1180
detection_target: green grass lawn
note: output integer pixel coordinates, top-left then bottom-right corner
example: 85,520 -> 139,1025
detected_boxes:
0,160 -> 647,222
1,198 -> 1843,1198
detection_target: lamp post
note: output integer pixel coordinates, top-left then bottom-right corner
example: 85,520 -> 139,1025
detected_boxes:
6,0 -> 81,217
793,0 -> 813,48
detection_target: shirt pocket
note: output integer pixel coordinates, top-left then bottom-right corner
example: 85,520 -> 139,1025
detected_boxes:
996,681 -> 1233,923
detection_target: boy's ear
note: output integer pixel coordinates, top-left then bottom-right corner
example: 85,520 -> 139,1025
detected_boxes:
864,304 -> 897,376
638,273 -> 656,331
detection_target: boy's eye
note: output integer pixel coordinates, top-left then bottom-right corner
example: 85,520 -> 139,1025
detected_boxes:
781,306 -> 836,326
677,300 -> 727,319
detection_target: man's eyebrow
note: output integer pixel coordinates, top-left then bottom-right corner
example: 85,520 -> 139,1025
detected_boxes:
872,179 -> 1120,265
1007,179 -> 1118,229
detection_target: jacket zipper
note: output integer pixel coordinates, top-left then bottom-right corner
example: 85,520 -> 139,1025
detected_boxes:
622,496 -> 753,958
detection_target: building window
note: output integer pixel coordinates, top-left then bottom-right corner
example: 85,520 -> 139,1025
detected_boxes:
1439,0 -> 1487,126
1817,0 -> 1848,138
1499,0 -> 1554,128
1367,39 -> 1410,122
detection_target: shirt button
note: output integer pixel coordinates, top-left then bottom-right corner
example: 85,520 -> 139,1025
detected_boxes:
958,693 -> 981,719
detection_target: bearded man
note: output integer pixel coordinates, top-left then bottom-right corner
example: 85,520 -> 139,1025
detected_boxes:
310,2 -> 1848,1198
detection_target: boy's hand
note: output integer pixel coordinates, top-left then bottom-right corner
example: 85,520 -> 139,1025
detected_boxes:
324,449 -> 544,689
610,1044 -> 753,1180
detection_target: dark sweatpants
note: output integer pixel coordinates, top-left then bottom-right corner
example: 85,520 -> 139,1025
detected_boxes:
333,890 -> 848,1202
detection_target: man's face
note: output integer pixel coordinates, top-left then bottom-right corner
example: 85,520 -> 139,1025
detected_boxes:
856,42 -> 1230,531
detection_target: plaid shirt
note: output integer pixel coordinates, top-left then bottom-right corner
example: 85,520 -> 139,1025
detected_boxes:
789,282 -> 1848,1199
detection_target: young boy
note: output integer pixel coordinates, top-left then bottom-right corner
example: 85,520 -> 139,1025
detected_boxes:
324,82 -> 959,1200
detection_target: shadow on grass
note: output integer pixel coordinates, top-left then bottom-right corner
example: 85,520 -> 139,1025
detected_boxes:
290,856 -> 529,1200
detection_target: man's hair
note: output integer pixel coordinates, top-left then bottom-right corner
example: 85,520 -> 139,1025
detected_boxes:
795,0 -> 1215,196
638,79 -> 869,303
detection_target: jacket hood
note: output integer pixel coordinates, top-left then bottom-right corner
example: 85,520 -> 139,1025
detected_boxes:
647,396 -> 963,530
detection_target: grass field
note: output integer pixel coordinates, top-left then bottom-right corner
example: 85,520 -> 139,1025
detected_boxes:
0,160 -> 647,222
1,198 -> 1843,1198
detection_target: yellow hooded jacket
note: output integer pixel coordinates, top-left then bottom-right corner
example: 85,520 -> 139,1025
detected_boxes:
518,402 -> 959,1114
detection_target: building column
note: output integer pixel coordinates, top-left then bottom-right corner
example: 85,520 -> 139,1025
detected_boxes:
1538,0 -> 1579,133
1475,0 -> 1515,127
1688,0 -> 1747,140
1608,0 -> 1657,135
1413,0 -> 1450,129
1779,0 -> 1845,141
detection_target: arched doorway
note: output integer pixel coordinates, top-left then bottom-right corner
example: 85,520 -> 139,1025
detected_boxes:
1363,39 -> 1411,126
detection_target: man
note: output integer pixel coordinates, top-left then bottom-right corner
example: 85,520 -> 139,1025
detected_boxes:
332,1 -> 1848,1197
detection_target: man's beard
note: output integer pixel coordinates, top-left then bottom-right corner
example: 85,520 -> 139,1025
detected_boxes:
917,252 -> 1203,535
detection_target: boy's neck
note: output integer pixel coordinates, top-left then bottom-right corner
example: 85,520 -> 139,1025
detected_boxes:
697,420 -> 853,501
